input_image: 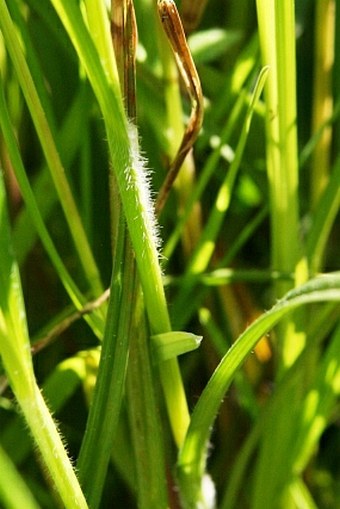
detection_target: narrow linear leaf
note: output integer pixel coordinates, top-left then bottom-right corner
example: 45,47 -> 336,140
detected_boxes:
177,273 -> 340,508
0,0 -> 103,297
0,444 -> 40,509
0,172 -> 88,509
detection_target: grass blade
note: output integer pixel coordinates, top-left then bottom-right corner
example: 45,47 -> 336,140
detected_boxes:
0,172 -> 88,509
50,0 -> 190,447
0,444 -> 40,509
177,273 -> 340,508
256,0 -> 307,368
126,295 -> 169,509
0,0 -> 103,297
307,156 -> 340,274
0,74 -> 104,336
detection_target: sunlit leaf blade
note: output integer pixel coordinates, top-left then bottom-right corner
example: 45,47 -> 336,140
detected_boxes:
177,273 -> 340,508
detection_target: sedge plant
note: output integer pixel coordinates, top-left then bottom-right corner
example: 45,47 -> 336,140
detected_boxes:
0,1 -> 339,509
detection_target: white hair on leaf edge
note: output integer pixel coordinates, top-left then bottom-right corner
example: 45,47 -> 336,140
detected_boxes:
126,120 -> 162,259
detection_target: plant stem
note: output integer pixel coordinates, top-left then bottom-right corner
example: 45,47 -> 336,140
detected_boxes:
0,172 -> 88,509
50,0 -> 190,447
126,291 -> 169,509
21,387 -> 88,509
256,0 -> 307,369
77,226 -> 133,509
310,0 -> 335,208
